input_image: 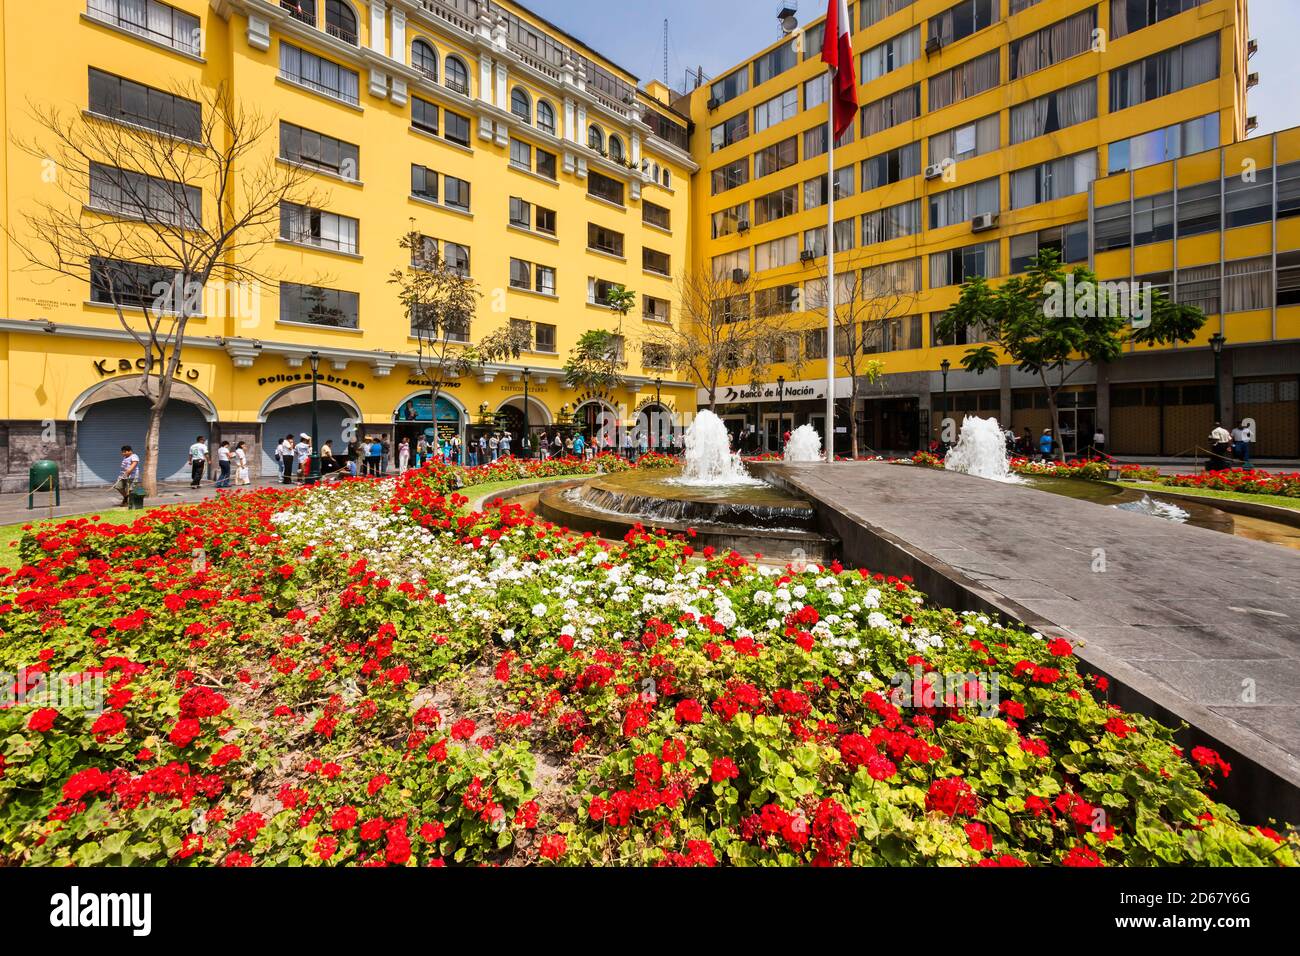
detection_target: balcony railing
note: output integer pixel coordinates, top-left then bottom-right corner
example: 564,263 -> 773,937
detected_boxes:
325,20 -> 357,46
280,1 -> 315,27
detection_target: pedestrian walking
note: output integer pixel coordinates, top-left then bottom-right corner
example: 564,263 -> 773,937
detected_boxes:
115,445 -> 140,506
278,434 -> 295,484
187,435 -> 209,489
233,441 -> 250,487
1231,421 -> 1252,468
398,437 -> 411,472
215,440 -> 232,489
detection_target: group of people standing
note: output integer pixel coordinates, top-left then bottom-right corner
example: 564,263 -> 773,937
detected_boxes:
186,436 -> 252,490
1208,421 -> 1254,471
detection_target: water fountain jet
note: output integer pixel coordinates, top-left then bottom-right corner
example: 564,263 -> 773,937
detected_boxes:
944,416 -> 1024,484
783,424 -> 823,463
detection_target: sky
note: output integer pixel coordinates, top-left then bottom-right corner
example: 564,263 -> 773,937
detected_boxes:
524,0 -> 1300,135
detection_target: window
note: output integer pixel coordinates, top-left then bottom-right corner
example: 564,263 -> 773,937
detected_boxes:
754,89 -> 798,134
643,248 -> 671,275
89,162 -> 201,227
510,88 -> 531,123
588,125 -> 605,152
929,115 -> 999,165
89,256 -> 178,309
411,165 -> 438,202
1108,114 -> 1219,173
1094,201 -> 1131,251
509,137 -> 532,170
280,122 -> 360,180
1276,251 -> 1300,306
928,178 -> 999,229
862,142 -> 920,189
444,111 -> 471,146
536,149 -> 557,180
279,43 -> 359,105
510,258 -> 532,290
444,176 -> 470,211
608,136 -> 626,163
753,40 -> 797,85
929,312 -> 987,348
589,277 -> 622,307
1010,80 -> 1097,145
754,185 -> 798,226
1223,257 -> 1272,313
930,241 -> 1000,287
536,265 -> 556,296
1225,166 -> 1273,229
535,322 -> 557,352
860,85 -> 920,136
1111,0 -> 1213,39
535,206 -> 556,234
710,114 -> 750,152
755,235 -> 799,271
712,249 -> 750,280
643,343 -> 672,369
280,202 -> 358,253
323,0 -> 357,44
588,223 -> 625,257
445,56 -> 469,95
712,202 -> 749,238
88,69 -> 201,140
710,69 -> 749,107
536,100 -> 556,135
1009,151 -> 1097,208
863,258 -> 922,294
1010,0 -> 1044,12
588,171 -> 624,206
754,137 -> 798,178
1110,35 -> 1220,111
87,0 -> 201,55
643,294 -> 670,322
712,157 -> 749,195
1009,8 -> 1096,79
412,96 -> 439,134
867,315 -> 923,352
1278,161 -> 1300,220
861,0 -> 917,29
860,27 -> 921,83
444,242 -> 470,275
928,0 -> 997,46
805,74 -> 828,110
509,196 -> 532,230
803,123 -> 854,160
804,175 -> 829,211
929,49 -> 1000,112
1010,222 -> 1087,271
411,39 -> 438,80
280,281 -> 359,328
862,199 -> 923,243
1133,192 -> 1174,245
755,284 -> 800,317
1177,180 -> 1220,236
1177,264 -> 1220,315
643,202 -> 670,231
804,220 -> 854,257
646,108 -> 689,151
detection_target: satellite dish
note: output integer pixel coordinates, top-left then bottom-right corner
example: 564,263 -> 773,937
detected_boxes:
780,15 -> 799,34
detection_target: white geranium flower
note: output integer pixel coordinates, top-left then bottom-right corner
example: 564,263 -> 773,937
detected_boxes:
532,603 -> 547,617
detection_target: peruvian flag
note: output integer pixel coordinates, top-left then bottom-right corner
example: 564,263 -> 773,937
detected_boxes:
820,0 -> 858,140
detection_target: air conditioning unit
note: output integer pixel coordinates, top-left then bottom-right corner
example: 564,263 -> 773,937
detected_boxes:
707,96 -> 721,111
925,35 -> 942,56
731,268 -> 749,283
737,219 -> 751,233
1248,38 -> 1258,58
924,163 -> 945,180
1247,72 -> 1259,89
800,249 -> 816,263
1246,115 -> 1259,133
971,212 -> 998,233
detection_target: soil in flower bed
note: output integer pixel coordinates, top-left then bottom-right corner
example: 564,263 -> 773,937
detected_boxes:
0,456 -> 1293,867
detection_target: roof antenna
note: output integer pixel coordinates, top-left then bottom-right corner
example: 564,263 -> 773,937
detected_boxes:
663,19 -> 669,87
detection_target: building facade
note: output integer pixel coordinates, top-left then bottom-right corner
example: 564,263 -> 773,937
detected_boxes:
686,0 -> 1285,457
0,0 -> 696,488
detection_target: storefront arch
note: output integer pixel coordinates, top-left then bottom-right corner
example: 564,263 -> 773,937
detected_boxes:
393,390 -> 467,462
570,399 -> 620,451
69,376 -> 218,486
258,383 -> 362,478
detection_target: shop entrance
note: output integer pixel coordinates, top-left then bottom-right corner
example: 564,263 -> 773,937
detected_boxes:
394,394 -> 464,464
762,413 -> 795,453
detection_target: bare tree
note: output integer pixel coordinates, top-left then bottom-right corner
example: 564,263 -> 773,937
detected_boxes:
643,264 -> 801,412
11,81 -> 317,493
804,251 -> 919,458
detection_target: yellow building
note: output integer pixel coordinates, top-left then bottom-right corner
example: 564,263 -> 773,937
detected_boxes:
0,0 -> 696,486
685,0 -> 1279,457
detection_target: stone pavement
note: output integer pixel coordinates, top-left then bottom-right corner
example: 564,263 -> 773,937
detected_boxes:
0,477 -> 286,526
756,460 -> 1300,824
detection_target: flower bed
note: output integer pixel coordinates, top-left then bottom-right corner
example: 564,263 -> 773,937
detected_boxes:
1008,458 -> 1111,481
0,458 -> 1293,867
1161,469 -> 1300,498
1116,464 -> 1161,482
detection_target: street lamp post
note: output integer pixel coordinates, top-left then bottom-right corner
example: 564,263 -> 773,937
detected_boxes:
940,359 -> 951,450
522,367 -> 531,459
653,377 -> 662,451
1210,332 -> 1226,428
308,350 -> 321,484
777,375 -> 786,452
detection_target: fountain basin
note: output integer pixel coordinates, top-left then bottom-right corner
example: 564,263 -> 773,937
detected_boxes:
535,468 -> 836,562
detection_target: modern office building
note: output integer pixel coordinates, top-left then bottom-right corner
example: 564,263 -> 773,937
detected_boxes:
686,0 -> 1286,457
0,0 -> 695,487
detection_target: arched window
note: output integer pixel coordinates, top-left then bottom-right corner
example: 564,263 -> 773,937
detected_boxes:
445,55 -> 469,95
411,39 -> 438,80
662,168 -> 671,188
536,100 -> 556,135
587,124 -> 604,152
324,0 -> 357,45
510,87 -> 531,123
608,135 -> 625,162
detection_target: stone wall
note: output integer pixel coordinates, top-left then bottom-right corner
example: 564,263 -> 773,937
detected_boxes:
0,421 -> 78,494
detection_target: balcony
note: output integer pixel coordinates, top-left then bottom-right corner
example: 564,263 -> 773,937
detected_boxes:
325,20 -> 357,46
280,1 -> 314,27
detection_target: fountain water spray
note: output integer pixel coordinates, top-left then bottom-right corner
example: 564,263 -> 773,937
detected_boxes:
783,424 -> 823,462
676,409 -> 759,485
944,416 -> 1024,484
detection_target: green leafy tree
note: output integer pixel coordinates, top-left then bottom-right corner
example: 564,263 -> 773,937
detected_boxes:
934,250 -> 1205,460
563,329 -> 626,392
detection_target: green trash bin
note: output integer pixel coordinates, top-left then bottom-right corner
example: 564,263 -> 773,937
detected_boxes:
27,460 -> 61,510
128,487 -> 148,510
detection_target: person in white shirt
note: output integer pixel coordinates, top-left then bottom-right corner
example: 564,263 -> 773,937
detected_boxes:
215,440 -> 232,489
233,441 -> 249,486
276,435 -> 295,484
294,434 -> 311,481
187,436 -> 209,489
1209,422 -> 1233,471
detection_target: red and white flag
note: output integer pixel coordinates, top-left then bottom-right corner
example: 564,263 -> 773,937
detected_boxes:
820,0 -> 858,140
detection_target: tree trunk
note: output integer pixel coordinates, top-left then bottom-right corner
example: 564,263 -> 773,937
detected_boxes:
1047,390 -> 1065,463
848,388 -> 860,460
142,401 -> 165,497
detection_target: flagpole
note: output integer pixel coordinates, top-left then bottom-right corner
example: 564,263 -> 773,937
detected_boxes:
825,67 -> 836,465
